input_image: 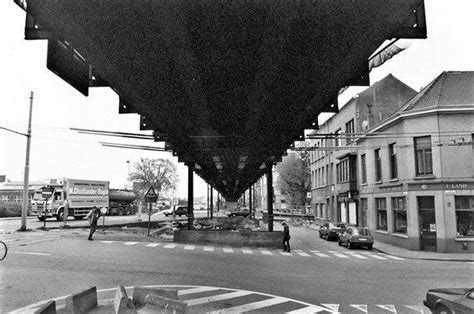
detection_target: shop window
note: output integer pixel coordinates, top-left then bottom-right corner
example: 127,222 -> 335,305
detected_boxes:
455,196 -> 474,238
374,149 -> 382,182
376,198 -> 387,230
389,143 -> 398,179
392,197 -> 407,233
361,154 -> 367,184
414,136 -> 433,176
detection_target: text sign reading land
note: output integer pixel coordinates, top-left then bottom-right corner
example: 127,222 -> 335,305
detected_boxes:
144,186 -> 158,203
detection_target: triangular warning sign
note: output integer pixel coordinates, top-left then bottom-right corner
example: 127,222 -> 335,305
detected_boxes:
145,186 -> 157,198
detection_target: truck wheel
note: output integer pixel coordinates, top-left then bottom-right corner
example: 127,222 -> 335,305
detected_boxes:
37,216 -> 46,222
57,209 -> 64,221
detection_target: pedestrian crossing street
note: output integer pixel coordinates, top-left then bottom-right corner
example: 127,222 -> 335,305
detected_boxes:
100,241 -> 406,261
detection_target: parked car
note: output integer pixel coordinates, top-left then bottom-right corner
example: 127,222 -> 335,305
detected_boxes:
163,205 -> 188,217
319,222 -> 348,241
338,227 -> 374,250
226,206 -> 250,218
423,287 -> 474,314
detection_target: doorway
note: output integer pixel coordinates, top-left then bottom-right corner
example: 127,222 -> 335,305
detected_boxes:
418,196 -> 437,252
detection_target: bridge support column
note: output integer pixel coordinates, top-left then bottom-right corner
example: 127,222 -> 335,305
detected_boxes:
266,163 -> 274,232
187,165 -> 194,230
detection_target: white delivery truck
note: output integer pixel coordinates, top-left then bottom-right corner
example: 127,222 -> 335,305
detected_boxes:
31,179 -> 109,221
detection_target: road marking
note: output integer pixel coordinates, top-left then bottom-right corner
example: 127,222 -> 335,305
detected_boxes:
242,249 -> 253,254
13,251 -> 51,256
315,253 -> 330,257
368,254 -> 387,260
376,305 -> 397,312
223,248 -> 234,253
333,253 -> 349,258
260,250 -> 272,255
178,286 -> 221,295
163,244 -> 176,249
310,250 -> 320,253
296,251 -> 311,257
207,296 -> 287,313
350,253 -> 367,259
204,246 -> 214,252
320,303 -> 340,312
184,245 -> 195,250
404,305 -> 424,313
287,304 -> 339,313
350,304 -> 368,313
145,243 -> 160,247
384,255 -> 405,260
124,242 -> 138,246
280,251 -> 292,256
102,241 -> 114,244
186,290 -> 252,306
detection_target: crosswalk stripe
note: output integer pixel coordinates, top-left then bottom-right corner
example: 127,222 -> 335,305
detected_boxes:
163,244 -> 176,249
260,250 -> 273,255
223,248 -> 234,253
333,253 -> 349,258
287,304 -> 340,313
124,242 -> 138,246
351,253 -> 368,259
368,254 -> 387,260
242,249 -> 253,254
204,246 -> 214,252
101,241 -> 114,244
184,245 -> 195,250
404,305 -> 424,313
350,304 -> 368,313
186,291 -> 252,306
376,305 -> 397,312
207,296 -> 288,314
178,286 -> 221,296
310,250 -> 320,253
280,251 -> 292,256
384,255 -> 405,260
145,243 -> 160,247
315,253 -> 330,257
296,252 -> 311,257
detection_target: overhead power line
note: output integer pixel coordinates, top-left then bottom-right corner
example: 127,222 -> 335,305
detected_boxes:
71,127 -> 154,140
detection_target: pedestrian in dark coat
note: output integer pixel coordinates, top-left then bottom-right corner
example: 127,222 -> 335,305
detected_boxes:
282,221 -> 291,252
85,206 -> 100,241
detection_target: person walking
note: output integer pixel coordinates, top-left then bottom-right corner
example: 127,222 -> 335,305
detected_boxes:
85,206 -> 100,241
282,221 -> 291,252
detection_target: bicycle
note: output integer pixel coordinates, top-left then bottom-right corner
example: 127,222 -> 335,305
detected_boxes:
0,240 -> 7,261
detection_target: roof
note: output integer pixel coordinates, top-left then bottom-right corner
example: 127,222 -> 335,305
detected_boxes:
395,71 -> 474,114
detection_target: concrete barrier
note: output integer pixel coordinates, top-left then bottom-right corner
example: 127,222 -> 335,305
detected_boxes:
114,285 -> 136,314
132,287 -> 178,305
33,300 -> 56,314
143,293 -> 187,313
64,286 -> 97,313
174,230 -> 284,248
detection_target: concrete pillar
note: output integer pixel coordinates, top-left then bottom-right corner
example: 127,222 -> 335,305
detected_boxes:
267,164 -> 274,232
187,165 -> 194,230
249,185 -> 253,219
210,186 -> 214,219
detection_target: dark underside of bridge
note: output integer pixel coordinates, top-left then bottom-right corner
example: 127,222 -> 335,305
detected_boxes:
17,0 -> 426,201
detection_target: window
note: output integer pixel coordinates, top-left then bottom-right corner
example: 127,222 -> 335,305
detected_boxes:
389,143 -> 398,179
1,195 -> 9,202
361,154 -> 367,184
455,196 -> 474,238
414,136 -> 433,175
392,197 -> 407,233
360,198 -> 368,227
374,149 -> 382,182
345,119 -> 355,145
337,158 -> 357,183
376,198 -> 387,230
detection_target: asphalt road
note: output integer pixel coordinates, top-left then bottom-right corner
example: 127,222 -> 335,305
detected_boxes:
1,220 -> 473,313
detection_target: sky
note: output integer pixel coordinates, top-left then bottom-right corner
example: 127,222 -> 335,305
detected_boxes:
1,1 -> 473,198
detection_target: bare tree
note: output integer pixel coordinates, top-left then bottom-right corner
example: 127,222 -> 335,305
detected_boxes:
276,151 -> 311,213
128,158 -> 178,199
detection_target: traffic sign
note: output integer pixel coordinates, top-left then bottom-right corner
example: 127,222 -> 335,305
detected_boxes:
144,186 -> 158,203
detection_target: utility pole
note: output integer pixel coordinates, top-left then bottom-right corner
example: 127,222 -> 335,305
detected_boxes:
20,92 -> 34,231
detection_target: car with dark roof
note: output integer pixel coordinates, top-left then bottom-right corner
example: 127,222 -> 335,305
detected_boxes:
319,222 -> 348,241
338,227 -> 374,250
423,287 -> 474,314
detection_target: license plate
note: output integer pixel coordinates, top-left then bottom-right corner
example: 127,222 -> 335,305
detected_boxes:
359,238 -> 367,241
